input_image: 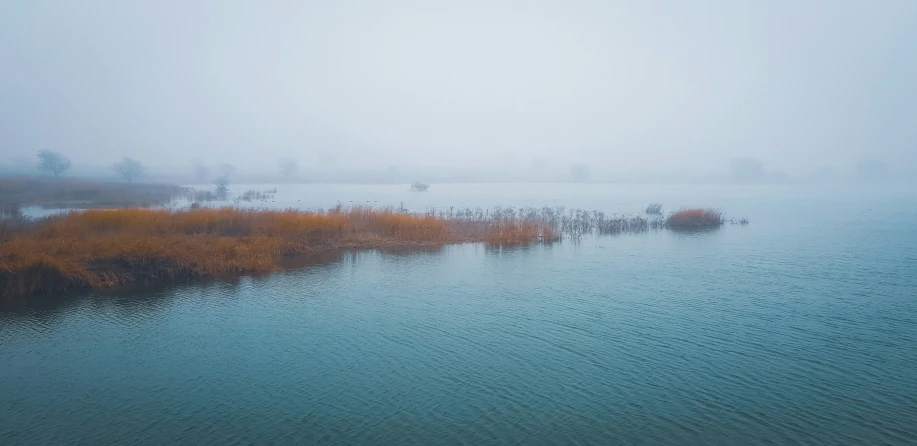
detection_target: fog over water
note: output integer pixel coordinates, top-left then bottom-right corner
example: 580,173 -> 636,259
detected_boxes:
2,0 -> 915,182
3,4 -> 917,444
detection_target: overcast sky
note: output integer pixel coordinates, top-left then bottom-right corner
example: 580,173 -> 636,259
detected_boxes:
2,0 -> 915,177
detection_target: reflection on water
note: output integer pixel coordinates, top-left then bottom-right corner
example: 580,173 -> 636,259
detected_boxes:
3,184 -> 917,445
666,225 -> 724,236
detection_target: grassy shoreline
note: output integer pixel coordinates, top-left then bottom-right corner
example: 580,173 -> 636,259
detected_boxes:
0,178 -> 184,215
1,202 -> 737,299
0,207 -> 557,299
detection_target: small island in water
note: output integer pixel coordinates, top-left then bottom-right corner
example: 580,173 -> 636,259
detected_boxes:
410,181 -> 430,192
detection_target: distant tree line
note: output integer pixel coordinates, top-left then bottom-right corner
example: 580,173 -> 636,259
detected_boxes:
33,150 -> 308,184
35,150 -> 146,183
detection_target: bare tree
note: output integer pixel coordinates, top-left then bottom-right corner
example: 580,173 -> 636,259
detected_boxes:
36,150 -> 72,177
279,158 -> 298,179
111,157 -> 145,183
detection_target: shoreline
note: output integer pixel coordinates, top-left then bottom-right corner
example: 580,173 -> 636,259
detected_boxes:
1,206 -> 734,300
0,207 -> 557,299
0,238 -> 508,300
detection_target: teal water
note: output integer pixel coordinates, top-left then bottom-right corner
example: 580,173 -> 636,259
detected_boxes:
2,184 -> 917,445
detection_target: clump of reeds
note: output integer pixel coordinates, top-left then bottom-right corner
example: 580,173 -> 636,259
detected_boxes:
484,221 -> 558,246
1,203 -> 24,222
437,206 -> 668,239
646,203 -> 662,214
235,189 -> 276,202
596,215 -> 666,234
666,208 -> 724,229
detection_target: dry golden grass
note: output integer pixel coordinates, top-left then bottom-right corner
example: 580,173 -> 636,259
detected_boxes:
0,207 -> 552,298
484,221 -> 559,246
666,208 -> 724,229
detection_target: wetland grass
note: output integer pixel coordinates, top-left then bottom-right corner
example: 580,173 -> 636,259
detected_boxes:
1,204 -> 742,299
0,207 -> 551,298
666,208 -> 725,229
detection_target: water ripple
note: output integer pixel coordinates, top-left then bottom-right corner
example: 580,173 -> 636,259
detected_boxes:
3,188 -> 917,445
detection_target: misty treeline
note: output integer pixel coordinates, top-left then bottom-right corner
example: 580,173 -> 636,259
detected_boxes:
27,149 -> 896,184
31,150 -> 301,184
193,159 -> 298,183
35,150 -> 145,183
728,156 -> 893,183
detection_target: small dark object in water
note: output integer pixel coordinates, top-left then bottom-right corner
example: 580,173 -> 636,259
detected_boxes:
410,182 -> 430,192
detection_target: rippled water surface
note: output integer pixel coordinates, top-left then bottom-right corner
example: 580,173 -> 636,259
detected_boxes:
3,184 -> 917,445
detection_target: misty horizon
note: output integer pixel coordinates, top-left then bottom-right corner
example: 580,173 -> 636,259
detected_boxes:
2,0 -> 915,181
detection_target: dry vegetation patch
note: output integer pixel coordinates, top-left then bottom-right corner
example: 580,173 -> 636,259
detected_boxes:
666,208 -> 725,229
0,207 -> 555,298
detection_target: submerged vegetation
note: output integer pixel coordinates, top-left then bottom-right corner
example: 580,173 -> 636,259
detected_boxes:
186,187 -> 277,204
235,188 -> 277,202
436,206 -> 669,238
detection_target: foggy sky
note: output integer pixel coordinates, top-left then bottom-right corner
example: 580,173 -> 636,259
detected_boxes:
2,0 -> 915,178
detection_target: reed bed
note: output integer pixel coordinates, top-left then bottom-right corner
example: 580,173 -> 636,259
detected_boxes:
0,207 -> 551,298
666,208 -> 725,229
1,205 -> 741,298
434,206 -> 667,238
235,189 -> 277,202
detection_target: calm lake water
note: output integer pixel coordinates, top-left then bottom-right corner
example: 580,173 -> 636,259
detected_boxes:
2,183 -> 917,445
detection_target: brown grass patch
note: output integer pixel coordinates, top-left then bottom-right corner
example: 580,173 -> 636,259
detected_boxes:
0,207 -> 553,298
666,208 -> 724,229
485,221 -> 559,246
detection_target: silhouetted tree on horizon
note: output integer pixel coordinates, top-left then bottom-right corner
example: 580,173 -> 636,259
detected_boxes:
36,150 -> 71,177
111,157 -> 145,183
